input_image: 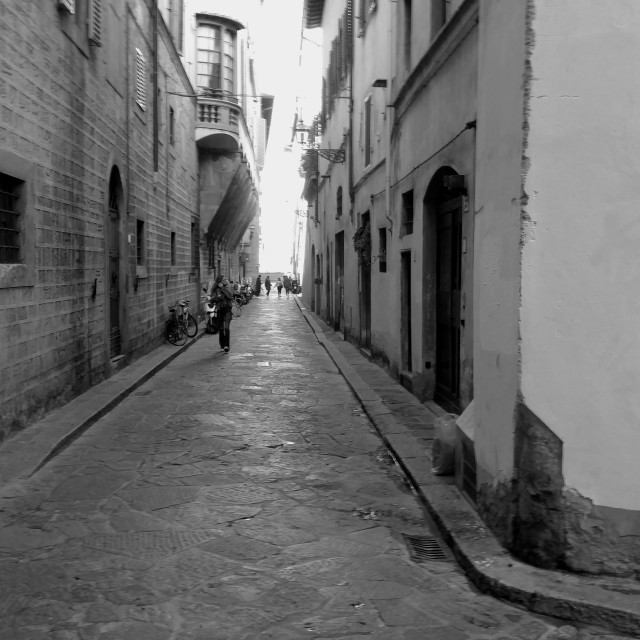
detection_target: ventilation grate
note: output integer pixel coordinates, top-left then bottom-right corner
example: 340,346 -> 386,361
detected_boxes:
403,534 -> 448,562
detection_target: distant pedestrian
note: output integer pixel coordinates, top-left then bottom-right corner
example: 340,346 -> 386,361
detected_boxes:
255,274 -> 262,296
209,274 -> 234,353
265,275 -> 272,297
276,277 -> 283,297
283,274 -> 291,297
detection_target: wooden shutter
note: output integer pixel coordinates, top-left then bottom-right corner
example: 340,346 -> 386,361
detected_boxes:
135,48 -> 147,110
89,0 -> 103,46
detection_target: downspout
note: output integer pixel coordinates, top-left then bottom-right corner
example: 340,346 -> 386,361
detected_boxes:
385,0 -> 393,229
348,0 -> 354,214
152,0 -> 159,172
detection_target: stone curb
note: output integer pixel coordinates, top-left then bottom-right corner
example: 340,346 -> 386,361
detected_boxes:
295,297 -> 640,638
0,327 -> 206,488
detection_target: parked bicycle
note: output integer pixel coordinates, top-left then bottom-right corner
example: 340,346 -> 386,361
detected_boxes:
165,299 -> 197,345
165,304 -> 187,345
177,299 -> 198,338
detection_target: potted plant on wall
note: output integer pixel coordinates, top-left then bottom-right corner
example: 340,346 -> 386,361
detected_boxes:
352,221 -> 371,265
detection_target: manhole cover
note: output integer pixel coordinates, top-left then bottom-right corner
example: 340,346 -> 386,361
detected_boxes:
403,534 -> 448,562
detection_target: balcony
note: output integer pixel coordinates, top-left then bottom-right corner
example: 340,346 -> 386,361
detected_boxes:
197,96 -> 240,132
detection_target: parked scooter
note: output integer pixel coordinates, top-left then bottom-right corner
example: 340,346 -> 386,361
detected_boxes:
201,287 -> 218,334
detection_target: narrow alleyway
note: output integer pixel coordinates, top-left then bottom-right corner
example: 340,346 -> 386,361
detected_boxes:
0,296 -> 630,639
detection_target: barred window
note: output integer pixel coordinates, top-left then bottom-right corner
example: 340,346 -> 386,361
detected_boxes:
136,218 -> 145,265
135,48 -> 147,111
0,172 -> 22,264
401,189 -> 414,236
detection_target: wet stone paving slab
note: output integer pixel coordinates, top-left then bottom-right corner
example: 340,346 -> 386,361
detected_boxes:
0,296 -> 633,639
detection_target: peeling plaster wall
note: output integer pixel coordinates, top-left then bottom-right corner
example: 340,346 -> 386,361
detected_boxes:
473,0 -> 528,486
520,1 -> 640,515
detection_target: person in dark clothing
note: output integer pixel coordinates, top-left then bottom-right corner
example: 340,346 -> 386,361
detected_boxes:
210,274 -> 234,352
283,274 -> 291,297
264,275 -> 272,297
255,274 -> 262,296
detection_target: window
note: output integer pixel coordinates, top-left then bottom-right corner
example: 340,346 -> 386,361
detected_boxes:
169,107 -> 175,145
196,23 -> 235,95
135,48 -> 147,111
336,186 -> 343,219
136,219 -> 145,265
378,227 -> 387,273
401,190 -> 414,236
191,221 -> 199,273
404,0 -> 412,69
0,173 -> 22,264
170,231 -> 176,266
58,0 -> 75,14
364,96 -> 372,167
88,0 -> 102,46
170,0 -> 184,55
431,0 -> 447,38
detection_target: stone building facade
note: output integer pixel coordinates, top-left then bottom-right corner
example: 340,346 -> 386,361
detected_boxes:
0,0 -> 268,443
300,0 -> 640,577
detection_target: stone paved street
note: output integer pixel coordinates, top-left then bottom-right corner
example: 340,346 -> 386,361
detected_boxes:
0,296 -> 632,639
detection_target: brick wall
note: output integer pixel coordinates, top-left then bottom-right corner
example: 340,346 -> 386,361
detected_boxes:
0,0 -> 199,442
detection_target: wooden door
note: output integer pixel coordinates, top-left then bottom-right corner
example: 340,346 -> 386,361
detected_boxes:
435,197 -> 462,410
108,187 -> 121,358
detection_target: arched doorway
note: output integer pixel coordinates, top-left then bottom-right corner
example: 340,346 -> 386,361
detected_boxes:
424,167 -> 466,412
108,167 -> 124,359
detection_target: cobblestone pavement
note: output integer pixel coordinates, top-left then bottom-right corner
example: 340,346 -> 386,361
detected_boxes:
0,296 -> 632,639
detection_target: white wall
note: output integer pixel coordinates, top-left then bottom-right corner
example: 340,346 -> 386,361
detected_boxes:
520,0 -> 640,510
473,0 -> 528,483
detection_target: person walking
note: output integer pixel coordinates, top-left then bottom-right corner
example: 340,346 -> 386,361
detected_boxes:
255,274 -> 262,296
283,274 -> 291,297
264,275 -> 272,297
276,277 -> 283,297
209,274 -> 234,353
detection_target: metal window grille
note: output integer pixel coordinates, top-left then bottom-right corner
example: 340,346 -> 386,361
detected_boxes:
136,219 -> 145,265
402,190 -> 414,235
0,173 -> 21,264
88,0 -> 102,46
135,48 -> 147,111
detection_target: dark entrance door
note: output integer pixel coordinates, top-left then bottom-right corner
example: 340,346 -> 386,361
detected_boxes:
401,251 -> 412,371
359,213 -> 371,347
334,232 -> 344,331
435,197 -> 462,411
108,182 -> 121,358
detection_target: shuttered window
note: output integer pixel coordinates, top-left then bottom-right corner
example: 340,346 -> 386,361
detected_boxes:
171,0 -> 184,54
88,0 -> 102,46
135,48 -> 147,111
58,0 -> 75,14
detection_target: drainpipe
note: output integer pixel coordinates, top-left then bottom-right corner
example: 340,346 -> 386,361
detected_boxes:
348,0 -> 354,215
384,0 -> 394,230
152,1 -> 159,172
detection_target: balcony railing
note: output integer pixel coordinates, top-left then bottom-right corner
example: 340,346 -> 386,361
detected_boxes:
197,96 -> 240,133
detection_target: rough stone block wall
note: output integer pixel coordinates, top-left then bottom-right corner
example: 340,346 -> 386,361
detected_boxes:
0,1 -> 198,443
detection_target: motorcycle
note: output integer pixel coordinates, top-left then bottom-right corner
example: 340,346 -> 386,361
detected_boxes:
201,287 -> 218,334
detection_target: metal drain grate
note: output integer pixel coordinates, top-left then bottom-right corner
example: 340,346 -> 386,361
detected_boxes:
403,534 -> 448,562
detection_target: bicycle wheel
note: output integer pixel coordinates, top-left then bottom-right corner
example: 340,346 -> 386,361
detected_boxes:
166,318 -> 187,345
185,313 -> 198,338
232,301 -> 242,318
